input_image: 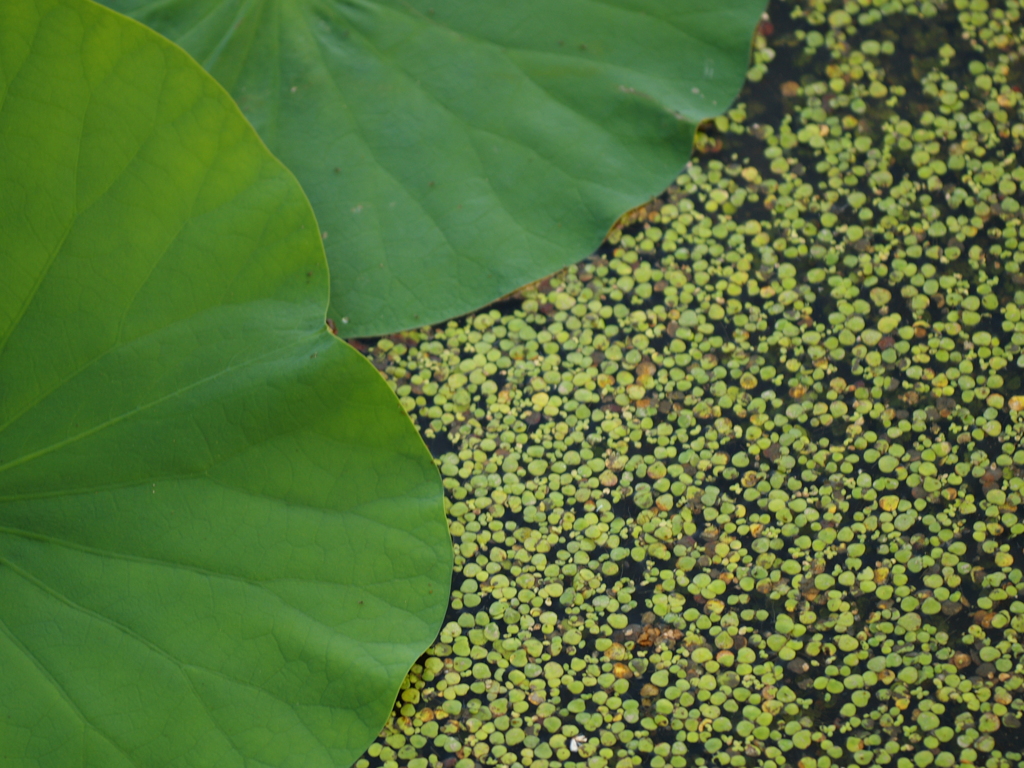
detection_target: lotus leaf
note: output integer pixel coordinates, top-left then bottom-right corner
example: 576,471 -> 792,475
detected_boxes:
102,0 -> 766,336
0,1 -> 450,765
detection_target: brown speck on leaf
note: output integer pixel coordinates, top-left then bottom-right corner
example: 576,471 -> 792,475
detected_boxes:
974,611 -> 996,628
612,625 -> 640,645
801,585 -> 820,602
637,625 -> 662,646
787,658 -> 809,675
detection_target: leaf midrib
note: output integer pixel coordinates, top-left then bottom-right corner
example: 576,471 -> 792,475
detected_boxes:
0,330 -> 321,477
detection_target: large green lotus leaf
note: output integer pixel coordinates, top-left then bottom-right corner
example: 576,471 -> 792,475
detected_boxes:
101,0 -> 765,337
0,1 -> 450,766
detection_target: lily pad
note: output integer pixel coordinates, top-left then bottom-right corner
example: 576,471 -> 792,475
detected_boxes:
103,0 -> 765,336
0,1 -> 450,765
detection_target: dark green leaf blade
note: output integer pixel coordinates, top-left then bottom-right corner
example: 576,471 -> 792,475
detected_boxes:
0,1 -> 450,766
103,0 -> 765,336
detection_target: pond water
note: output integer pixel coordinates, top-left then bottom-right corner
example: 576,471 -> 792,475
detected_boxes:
352,0 -> 1024,766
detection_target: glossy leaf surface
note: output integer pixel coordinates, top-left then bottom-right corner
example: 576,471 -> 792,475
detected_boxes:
0,1 -> 450,765
104,0 -> 765,336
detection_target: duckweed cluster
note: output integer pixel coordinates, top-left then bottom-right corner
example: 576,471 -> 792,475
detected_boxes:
354,0 -> 1024,766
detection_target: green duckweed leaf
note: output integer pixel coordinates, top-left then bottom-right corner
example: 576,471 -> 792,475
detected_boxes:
102,0 -> 765,336
0,1 -> 450,765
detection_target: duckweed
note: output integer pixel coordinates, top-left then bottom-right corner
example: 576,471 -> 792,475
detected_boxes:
355,0 -> 1024,766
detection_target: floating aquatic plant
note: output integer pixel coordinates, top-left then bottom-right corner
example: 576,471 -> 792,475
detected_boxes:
355,0 -> 1024,765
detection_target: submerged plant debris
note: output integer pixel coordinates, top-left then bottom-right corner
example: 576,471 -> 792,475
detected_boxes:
353,0 -> 1024,766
